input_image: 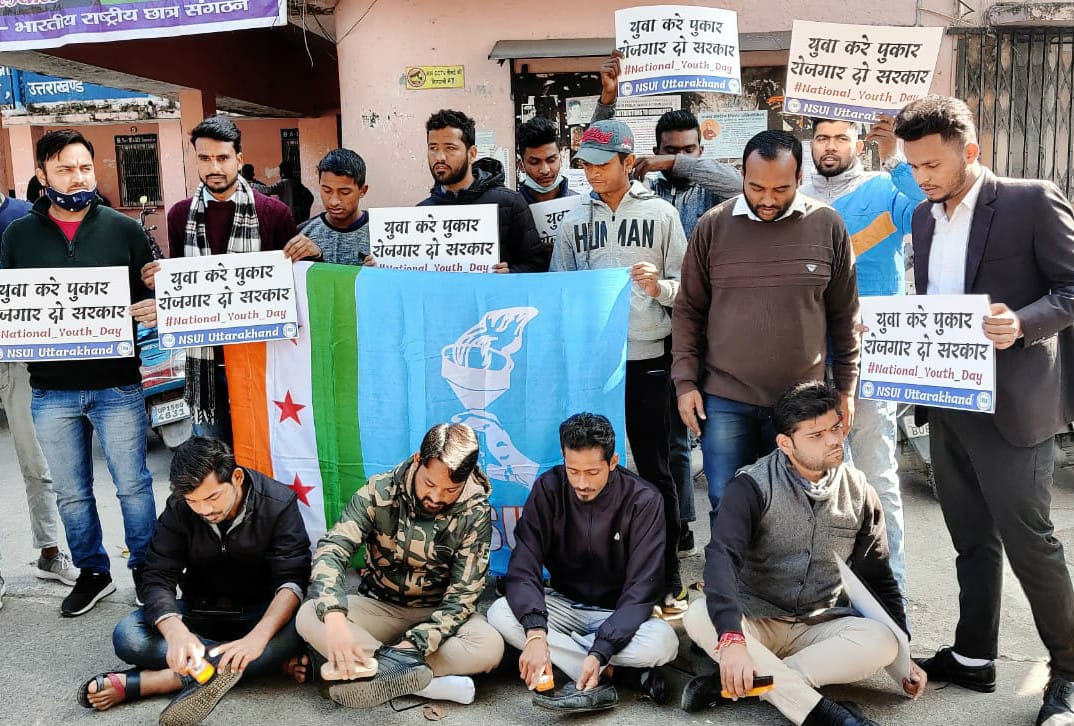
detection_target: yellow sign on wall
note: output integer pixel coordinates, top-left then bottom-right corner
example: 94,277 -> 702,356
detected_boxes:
405,65 -> 464,90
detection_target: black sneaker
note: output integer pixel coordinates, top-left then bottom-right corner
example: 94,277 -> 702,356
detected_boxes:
915,646 -> 996,693
681,671 -> 729,713
802,698 -> 879,726
325,645 -> 432,708
61,571 -> 115,617
533,681 -> 618,713
677,527 -> 696,557
1037,675 -> 1074,726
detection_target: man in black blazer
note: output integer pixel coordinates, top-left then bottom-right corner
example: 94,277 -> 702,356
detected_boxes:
894,96 -> 1074,726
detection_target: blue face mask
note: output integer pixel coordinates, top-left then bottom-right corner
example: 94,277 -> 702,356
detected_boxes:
521,171 -> 564,195
46,186 -> 97,212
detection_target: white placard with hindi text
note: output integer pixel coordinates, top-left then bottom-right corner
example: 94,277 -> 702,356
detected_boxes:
858,294 -> 995,413
369,205 -> 500,273
0,267 -> 134,362
783,21 -> 944,122
529,196 -> 583,251
615,5 -> 741,97
154,251 -> 298,349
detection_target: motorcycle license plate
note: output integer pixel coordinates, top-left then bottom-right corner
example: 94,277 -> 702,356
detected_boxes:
151,399 -> 190,426
900,416 -> 929,439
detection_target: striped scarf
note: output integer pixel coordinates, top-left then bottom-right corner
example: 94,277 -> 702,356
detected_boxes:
183,176 -> 262,425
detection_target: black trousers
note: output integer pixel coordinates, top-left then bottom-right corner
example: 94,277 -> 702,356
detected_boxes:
930,407 -> 1074,678
625,353 -> 681,594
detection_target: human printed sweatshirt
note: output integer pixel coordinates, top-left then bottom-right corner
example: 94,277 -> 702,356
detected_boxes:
551,180 -> 687,360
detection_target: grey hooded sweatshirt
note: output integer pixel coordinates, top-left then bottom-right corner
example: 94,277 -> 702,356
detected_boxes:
551,181 -> 687,360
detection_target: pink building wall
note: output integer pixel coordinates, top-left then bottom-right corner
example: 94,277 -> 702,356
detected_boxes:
333,0 -> 953,207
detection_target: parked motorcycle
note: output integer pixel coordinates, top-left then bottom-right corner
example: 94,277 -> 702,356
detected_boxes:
137,196 -> 192,449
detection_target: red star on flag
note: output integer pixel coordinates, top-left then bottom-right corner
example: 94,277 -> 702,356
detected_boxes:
289,473 -> 314,507
273,391 -> 306,424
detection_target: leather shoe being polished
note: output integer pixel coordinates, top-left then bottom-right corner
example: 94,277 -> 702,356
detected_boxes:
1037,675 -> 1074,726
915,646 -> 996,693
532,681 -> 618,713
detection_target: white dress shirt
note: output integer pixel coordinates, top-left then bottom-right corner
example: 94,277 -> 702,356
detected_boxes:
732,193 -> 809,222
927,172 -> 986,295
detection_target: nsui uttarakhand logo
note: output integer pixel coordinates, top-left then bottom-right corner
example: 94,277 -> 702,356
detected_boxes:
786,98 -> 801,113
161,333 -> 175,348
117,342 -> 133,356
728,79 -> 740,93
620,81 -> 634,96
975,392 -> 992,411
861,381 -> 874,398
283,323 -> 297,338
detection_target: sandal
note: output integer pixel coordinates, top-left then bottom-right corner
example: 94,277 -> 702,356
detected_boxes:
77,669 -> 142,709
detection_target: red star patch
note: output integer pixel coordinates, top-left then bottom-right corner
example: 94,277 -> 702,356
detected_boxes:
289,473 -> 314,506
273,391 -> 306,424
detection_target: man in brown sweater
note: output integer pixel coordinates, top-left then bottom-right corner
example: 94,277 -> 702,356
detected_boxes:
671,130 -> 859,515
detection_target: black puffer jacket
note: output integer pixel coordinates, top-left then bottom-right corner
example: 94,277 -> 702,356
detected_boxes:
419,158 -> 548,272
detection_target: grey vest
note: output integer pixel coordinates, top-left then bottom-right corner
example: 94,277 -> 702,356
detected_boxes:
737,451 -> 866,623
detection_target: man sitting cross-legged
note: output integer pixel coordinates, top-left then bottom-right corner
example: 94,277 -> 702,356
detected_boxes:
296,422 -> 504,708
682,382 -> 927,725
487,412 -> 679,714
77,437 -> 312,725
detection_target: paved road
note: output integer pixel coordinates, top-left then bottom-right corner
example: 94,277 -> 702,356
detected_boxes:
1,421 -> 1072,725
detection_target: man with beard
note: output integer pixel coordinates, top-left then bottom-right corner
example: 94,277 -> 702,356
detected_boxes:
594,52 -> 740,557
797,116 -> 925,595
140,116 -> 320,443
419,109 -> 546,272
672,131 -> 860,514
895,96 -> 1074,726
681,382 -> 926,725
296,423 -> 504,709
1,129 -> 158,617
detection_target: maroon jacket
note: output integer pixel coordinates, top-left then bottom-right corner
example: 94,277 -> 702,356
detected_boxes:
167,190 -> 297,257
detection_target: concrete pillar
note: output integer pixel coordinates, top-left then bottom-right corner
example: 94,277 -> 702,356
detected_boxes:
178,88 -> 217,195
8,124 -> 37,201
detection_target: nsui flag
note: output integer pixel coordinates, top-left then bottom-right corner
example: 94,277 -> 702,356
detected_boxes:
225,263 -> 631,576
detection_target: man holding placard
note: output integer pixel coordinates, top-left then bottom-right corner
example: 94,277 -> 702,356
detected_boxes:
595,50 -> 741,556
682,382 -> 926,725
1,129 -> 158,617
673,131 -> 860,515
420,109 -> 546,272
299,148 -> 378,267
895,96 -> 1074,725
516,117 -> 578,205
551,119 -> 688,611
798,115 -> 925,593
141,116 -> 318,444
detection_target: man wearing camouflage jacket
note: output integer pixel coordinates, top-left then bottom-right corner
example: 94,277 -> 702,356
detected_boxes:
296,423 -> 504,708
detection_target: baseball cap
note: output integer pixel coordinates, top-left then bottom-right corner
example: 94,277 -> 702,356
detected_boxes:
575,120 -> 635,165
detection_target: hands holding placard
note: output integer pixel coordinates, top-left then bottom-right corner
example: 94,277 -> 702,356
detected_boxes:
982,302 -> 1022,349
599,51 -> 623,106
865,114 -> 899,165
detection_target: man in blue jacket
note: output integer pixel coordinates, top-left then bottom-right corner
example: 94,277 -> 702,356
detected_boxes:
798,115 -> 925,593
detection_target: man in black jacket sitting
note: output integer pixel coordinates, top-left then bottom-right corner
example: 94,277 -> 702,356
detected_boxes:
77,437 -> 312,725
487,412 -> 678,713
681,382 -> 926,725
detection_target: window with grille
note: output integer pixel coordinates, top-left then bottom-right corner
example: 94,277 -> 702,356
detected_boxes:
954,27 -> 1074,200
281,128 -> 300,171
115,134 -> 162,207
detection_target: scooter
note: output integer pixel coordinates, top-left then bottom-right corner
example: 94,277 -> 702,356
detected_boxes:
137,197 -> 192,449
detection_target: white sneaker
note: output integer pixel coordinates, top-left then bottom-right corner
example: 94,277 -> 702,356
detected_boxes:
34,551 -> 80,587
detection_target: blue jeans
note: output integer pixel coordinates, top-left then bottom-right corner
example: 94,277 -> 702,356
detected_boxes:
30,385 -> 156,573
846,397 -> 905,592
700,394 -> 777,512
113,600 -> 303,680
669,390 -> 695,525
